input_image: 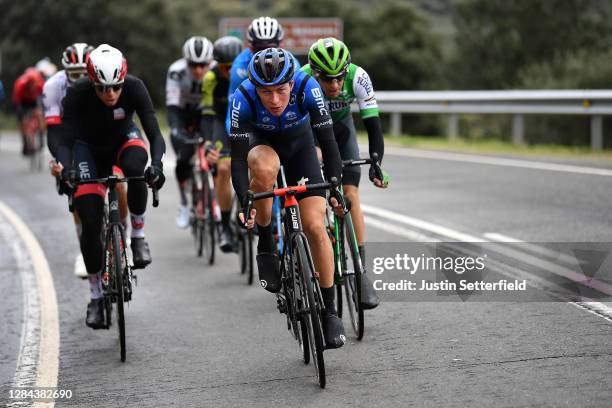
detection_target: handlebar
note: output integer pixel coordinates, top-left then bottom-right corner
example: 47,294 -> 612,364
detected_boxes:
343,152 -> 388,187
241,177 -> 345,228
67,175 -> 159,210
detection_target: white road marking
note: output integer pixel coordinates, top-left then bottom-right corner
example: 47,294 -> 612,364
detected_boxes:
384,146 -> 612,177
0,201 -> 59,408
484,233 -> 584,268
364,215 -> 440,242
362,204 -> 482,242
363,203 -> 612,321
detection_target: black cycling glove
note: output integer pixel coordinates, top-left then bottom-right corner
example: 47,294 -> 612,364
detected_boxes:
145,165 -> 165,190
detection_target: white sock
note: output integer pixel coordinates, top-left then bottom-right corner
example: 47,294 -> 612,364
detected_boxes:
130,213 -> 145,239
89,273 -> 103,300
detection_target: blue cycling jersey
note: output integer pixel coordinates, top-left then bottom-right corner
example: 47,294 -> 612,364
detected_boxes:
228,70 -> 330,138
227,69 -> 341,204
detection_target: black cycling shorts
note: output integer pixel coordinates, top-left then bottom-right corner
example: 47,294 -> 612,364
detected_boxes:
250,128 -> 325,200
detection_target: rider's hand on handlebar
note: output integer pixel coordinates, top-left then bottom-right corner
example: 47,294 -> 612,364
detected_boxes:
238,208 -> 257,229
329,187 -> 348,217
49,159 -> 63,178
144,165 -> 165,190
369,165 -> 389,189
205,144 -> 220,165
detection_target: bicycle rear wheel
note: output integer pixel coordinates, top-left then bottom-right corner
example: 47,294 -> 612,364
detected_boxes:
295,236 -> 326,388
201,176 -> 215,265
111,225 -> 127,361
342,214 -> 364,340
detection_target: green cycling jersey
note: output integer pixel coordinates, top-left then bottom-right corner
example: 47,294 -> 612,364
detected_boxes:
301,63 -> 379,122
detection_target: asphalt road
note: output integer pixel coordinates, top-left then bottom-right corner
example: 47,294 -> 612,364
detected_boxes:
1,131 -> 611,407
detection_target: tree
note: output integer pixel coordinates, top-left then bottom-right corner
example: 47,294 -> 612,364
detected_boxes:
447,0 -> 609,89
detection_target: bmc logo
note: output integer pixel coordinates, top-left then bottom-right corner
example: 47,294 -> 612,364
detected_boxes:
231,99 -> 241,129
289,207 -> 299,230
310,88 -> 328,117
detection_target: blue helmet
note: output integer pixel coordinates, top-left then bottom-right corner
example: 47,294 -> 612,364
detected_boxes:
248,48 -> 295,87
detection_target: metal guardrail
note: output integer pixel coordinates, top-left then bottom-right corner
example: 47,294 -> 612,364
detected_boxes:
352,90 -> 612,150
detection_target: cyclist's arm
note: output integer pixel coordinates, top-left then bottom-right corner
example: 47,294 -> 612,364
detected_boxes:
200,70 -> 216,142
353,66 -> 384,162
228,91 -> 254,205
133,78 -> 166,167
165,66 -> 191,141
42,77 -> 63,158
304,78 -> 342,183
55,85 -> 81,171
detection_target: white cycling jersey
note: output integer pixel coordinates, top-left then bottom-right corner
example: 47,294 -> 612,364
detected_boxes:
42,70 -> 70,125
165,58 -> 203,110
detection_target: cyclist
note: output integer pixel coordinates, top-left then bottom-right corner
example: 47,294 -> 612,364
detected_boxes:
227,16 -> 301,101
57,44 -> 166,329
43,43 -> 130,279
167,36 -> 214,228
229,48 -> 346,348
201,36 -> 243,252
302,38 -> 387,310
12,66 -> 45,155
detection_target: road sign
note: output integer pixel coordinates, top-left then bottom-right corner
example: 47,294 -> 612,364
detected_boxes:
219,18 -> 343,54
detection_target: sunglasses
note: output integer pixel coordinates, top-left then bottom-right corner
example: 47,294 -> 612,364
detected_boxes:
317,72 -> 347,83
67,70 -> 87,82
188,61 -> 208,69
94,83 -> 123,93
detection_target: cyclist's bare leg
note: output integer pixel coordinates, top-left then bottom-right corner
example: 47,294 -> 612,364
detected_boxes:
300,196 -> 334,288
215,158 -> 233,212
247,145 -> 279,227
343,184 -> 364,245
315,146 -> 322,162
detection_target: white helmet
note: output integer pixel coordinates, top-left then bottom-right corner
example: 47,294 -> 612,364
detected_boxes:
62,43 -> 94,71
182,36 -> 214,64
247,17 -> 284,46
87,44 -> 127,85
35,58 -> 58,79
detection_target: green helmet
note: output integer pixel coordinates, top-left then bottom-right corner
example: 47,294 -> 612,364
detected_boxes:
308,37 -> 350,78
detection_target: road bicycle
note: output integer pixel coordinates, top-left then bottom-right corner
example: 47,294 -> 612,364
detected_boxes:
185,137 -> 219,264
330,153 -> 386,340
242,177 -> 347,388
230,194 -> 254,283
70,175 -> 158,361
22,107 -> 44,171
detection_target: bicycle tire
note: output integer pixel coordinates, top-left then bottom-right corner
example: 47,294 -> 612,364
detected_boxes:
246,230 -> 254,285
342,213 -> 364,340
238,229 -> 247,274
295,236 -> 326,388
300,317 -> 310,364
112,225 -> 126,362
206,184 -> 216,265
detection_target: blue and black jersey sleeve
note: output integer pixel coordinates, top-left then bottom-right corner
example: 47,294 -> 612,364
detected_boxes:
302,77 -> 342,183
228,89 -> 256,205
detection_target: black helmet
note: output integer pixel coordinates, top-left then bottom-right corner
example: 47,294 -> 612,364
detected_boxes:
213,36 -> 243,64
248,48 -> 295,87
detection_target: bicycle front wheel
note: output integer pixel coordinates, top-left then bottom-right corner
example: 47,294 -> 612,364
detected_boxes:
111,225 -> 126,361
342,213 -> 364,340
295,236 -> 326,388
